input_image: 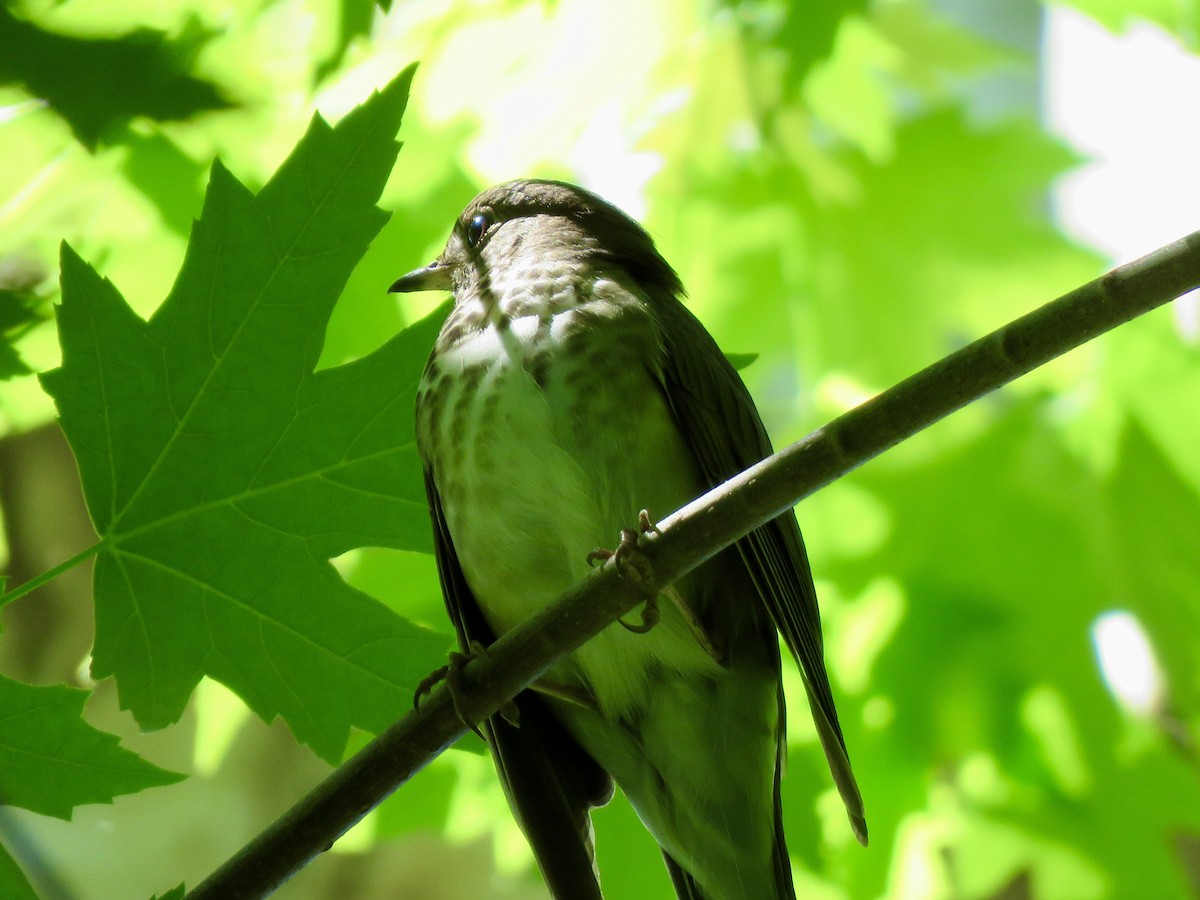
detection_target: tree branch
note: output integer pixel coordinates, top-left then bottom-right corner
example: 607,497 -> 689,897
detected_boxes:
185,230 -> 1200,899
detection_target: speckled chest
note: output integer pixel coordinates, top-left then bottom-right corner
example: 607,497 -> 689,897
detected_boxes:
415,269 -> 702,635
416,265 -> 659,455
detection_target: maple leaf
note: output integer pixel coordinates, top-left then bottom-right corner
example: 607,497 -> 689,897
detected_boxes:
0,5 -> 232,149
40,66 -> 452,762
0,675 -> 182,815
0,674 -> 178,900
0,843 -> 36,900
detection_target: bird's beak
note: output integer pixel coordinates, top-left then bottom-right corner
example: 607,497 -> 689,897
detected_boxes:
389,260 -> 452,293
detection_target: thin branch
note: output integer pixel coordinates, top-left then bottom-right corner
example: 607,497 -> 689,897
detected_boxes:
185,230 -> 1200,900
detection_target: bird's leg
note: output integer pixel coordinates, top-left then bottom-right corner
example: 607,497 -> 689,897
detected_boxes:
414,640 -> 520,733
632,511 -> 721,660
586,511 -> 720,659
587,509 -> 661,633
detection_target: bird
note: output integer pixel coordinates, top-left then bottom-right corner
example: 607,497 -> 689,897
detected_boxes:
391,179 -> 865,899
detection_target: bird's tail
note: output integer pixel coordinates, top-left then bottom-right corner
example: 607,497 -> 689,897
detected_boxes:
659,763 -> 797,900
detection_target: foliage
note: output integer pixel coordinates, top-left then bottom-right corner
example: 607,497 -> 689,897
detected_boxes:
0,4 -> 231,150
40,68 -> 450,762
0,0 -> 1198,898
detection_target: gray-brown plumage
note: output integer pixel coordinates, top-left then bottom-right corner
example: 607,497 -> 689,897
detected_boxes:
392,179 -> 866,899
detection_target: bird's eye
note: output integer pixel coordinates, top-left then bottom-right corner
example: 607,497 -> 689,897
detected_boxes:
466,213 -> 490,248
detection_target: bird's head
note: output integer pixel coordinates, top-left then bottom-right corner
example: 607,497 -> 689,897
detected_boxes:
389,179 -> 683,304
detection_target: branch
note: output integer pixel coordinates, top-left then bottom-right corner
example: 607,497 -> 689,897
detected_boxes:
185,231 -> 1200,899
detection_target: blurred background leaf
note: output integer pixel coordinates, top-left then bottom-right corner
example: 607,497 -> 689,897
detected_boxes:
1,0 -> 1198,897
0,4 -> 232,150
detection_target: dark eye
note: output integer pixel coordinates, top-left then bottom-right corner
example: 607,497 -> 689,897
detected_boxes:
466,213 -> 490,247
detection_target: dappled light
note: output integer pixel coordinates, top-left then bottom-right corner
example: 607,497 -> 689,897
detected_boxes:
1,1 -> 1198,898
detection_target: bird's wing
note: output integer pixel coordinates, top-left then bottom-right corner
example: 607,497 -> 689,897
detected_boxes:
651,296 -> 868,846
424,471 -> 613,898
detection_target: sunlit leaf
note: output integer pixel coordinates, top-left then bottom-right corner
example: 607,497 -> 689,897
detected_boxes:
40,65 -> 452,762
827,401 -> 1200,896
0,843 -> 37,900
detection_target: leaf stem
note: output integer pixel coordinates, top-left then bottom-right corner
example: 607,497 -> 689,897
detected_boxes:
1,541 -> 103,608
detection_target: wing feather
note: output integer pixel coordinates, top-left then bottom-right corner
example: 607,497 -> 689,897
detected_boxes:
651,297 -> 868,845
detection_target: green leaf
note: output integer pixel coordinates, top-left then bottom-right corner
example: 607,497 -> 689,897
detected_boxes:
317,0 -> 384,82
0,842 -> 37,900
0,675 -> 181,818
723,351 -> 758,371
150,886 -> 185,900
728,0 -> 870,87
1056,0 -> 1196,41
40,65 -> 452,762
825,401 -> 1200,897
0,291 -> 37,381
0,254 -> 46,381
1104,423 -> 1200,711
0,6 -> 233,150
808,109 -> 1103,386
119,132 -> 208,238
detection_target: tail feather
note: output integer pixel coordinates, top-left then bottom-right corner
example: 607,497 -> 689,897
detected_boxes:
662,852 -> 705,900
801,675 -> 869,846
659,762 -> 798,900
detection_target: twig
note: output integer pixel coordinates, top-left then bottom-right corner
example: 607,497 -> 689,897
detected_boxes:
186,230 -> 1200,899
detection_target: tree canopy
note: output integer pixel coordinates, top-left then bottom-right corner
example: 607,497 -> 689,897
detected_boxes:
0,1 -> 1198,898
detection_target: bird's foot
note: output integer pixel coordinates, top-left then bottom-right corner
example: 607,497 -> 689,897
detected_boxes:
414,640 -> 519,734
636,508 -> 660,536
586,509 -> 659,576
587,510 -> 660,632
619,593 -> 659,634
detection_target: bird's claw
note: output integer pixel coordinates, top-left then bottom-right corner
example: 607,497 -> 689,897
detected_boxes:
413,663 -> 451,710
589,526 -> 654,586
413,640 -> 518,735
588,511 -> 661,632
637,508 -> 660,536
619,594 -> 659,633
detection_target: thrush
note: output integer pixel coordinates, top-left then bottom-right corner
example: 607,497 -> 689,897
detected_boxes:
392,179 -> 866,900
